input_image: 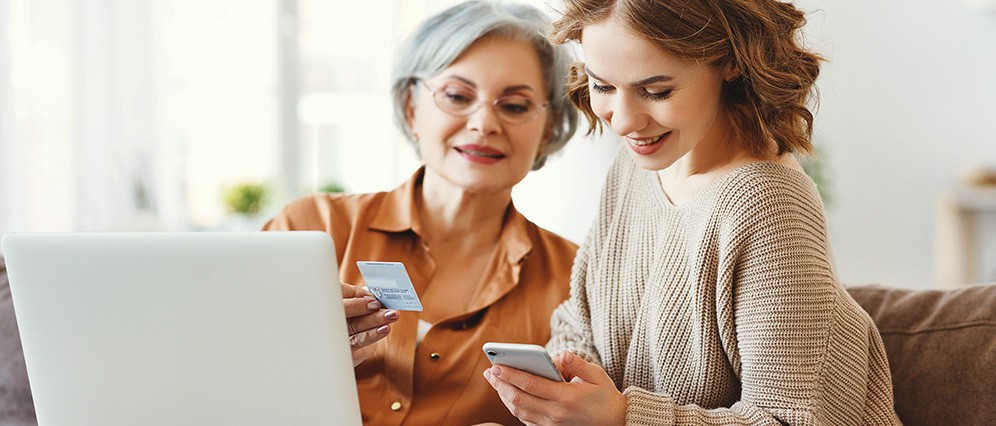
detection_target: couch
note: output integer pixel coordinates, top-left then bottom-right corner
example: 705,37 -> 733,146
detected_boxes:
848,283 -> 996,424
1,256 -> 994,425
0,257 -> 34,426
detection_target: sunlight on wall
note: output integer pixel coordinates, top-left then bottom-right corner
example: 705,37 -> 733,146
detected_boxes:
3,0 -> 993,286
156,1 -> 279,228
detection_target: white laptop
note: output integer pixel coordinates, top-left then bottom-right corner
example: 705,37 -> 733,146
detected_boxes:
1,232 -> 361,426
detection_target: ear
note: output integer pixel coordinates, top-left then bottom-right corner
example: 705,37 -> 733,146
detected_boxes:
533,118 -> 554,167
722,61 -> 741,82
538,114 -> 555,154
542,116 -> 555,145
404,85 -> 417,130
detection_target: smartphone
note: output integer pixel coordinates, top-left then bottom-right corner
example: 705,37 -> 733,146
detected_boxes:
482,342 -> 565,382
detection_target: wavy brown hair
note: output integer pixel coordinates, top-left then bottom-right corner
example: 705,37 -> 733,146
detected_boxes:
552,0 -> 822,156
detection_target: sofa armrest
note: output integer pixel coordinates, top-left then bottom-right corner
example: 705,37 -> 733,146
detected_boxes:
0,256 -> 37,425
847,283 -> 996,426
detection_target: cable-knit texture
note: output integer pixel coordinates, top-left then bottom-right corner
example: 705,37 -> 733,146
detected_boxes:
548,152 -> 900,425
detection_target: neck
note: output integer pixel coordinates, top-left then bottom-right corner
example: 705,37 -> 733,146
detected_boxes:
656,118 -> 761,204
417,169 -> 510,247
672,131 -> 753,178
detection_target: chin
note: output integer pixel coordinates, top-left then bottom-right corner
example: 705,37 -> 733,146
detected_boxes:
451,174 -> 510,195
625,150 -> 675,172
462,183 -> 511,196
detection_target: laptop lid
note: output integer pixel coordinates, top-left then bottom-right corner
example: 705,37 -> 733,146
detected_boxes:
1,232 -> 361,426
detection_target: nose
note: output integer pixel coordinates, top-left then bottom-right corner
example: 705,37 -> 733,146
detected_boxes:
604,94 -> 649,137
466,102 -> 502,135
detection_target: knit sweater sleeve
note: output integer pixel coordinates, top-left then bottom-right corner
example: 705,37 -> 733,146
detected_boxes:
545,228 -> 601,364
623,168 -> 897,425
546,152 -> 636,364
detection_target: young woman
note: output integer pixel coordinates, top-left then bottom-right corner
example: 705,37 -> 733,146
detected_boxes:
483,1 -> 901,424
264,1 -> 579,424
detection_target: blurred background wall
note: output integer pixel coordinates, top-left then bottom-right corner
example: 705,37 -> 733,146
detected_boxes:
1,0 -> 994,288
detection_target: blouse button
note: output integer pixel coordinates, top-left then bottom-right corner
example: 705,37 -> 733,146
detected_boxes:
430,352 -> 440,360
390,401 -> 402,411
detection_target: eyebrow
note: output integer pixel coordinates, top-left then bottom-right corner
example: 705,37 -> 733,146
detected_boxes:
584,66 -> 673,87
442,75 -> 539,95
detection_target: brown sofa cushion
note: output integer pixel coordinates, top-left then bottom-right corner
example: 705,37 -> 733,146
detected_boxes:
847,284 -> 996,426
0,256 -> 37,425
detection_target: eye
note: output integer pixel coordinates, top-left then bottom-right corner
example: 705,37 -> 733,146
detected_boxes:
641,88 -> 673,101
590,82 -> 614,94
498,96 -> 534,115
439,86 -> 476,106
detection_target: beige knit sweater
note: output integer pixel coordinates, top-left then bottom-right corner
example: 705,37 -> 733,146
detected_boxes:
548,152 -> 900,425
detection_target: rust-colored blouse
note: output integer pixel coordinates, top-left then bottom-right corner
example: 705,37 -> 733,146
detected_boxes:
262,169 -> 577,425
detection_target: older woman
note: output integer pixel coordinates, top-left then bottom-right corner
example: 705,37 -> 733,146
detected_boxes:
263,1 -> 578,424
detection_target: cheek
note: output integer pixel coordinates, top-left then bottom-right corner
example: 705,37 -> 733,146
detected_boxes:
509,124 -> 547,154
651,104 -> 680,125
589,93 -> 611,120
412,107 -> 462,141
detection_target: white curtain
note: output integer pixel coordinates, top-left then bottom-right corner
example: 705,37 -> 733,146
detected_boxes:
0,0 -> 167,237
0,0 -> 281,236
0,0 -> 17,235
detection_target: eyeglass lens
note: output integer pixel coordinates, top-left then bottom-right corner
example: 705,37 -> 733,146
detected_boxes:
425,81 -> 545,124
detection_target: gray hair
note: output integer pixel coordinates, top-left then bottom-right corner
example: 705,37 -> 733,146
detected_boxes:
391,0 -> 578,171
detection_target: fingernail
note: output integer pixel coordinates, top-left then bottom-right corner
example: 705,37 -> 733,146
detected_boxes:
491,366 -> 502,377
562,350 -> 573,365
384,310 -> 399,320
376,325 -> 390,334
483,369 -> 492,380
367,299 -> 381,311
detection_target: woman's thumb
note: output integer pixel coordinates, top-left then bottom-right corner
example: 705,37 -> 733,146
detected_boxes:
561,350 -> 596,383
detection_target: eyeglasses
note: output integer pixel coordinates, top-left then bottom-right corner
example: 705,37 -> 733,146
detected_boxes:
418,79 -> 548,125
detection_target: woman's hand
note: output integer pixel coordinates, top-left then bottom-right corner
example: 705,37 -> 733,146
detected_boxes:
483,350 -> 627,426
341,283 -> 398,367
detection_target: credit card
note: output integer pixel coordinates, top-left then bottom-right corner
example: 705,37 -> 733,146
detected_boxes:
356,261 -> 423,311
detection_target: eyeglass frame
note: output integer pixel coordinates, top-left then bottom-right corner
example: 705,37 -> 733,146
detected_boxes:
414,79 -> 550,125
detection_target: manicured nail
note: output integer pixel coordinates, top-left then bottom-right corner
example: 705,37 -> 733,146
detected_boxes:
491,366 -> 502,377
384,310 -> 399,320
483,370 -> 492,380
376,325 -> 390,334
367,299 -> 381,311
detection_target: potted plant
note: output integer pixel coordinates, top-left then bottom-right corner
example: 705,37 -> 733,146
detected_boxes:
223,182 -> 269,230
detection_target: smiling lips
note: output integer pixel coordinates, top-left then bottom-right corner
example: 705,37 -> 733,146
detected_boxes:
626,132 -> 671,156
455,144 -> 506,164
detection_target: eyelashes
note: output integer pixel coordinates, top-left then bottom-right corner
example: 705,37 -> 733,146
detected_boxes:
641,89 -> 673,101
590,83 -> 613,94
590,82 -> 673,101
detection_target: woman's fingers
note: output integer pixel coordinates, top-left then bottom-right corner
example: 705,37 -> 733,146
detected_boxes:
343,295 -> 380,319
346,307 -> 398,335
340,282 -> 373,299
484,367 -> 558,424
488,365 -> 564,400
349,325 -> 390,367
340,281 -> 398,367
